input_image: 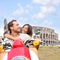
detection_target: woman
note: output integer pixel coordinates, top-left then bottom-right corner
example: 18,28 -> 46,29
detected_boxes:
21,24 -> 38,55
19,24 -> 33,42
22,24 -> 32,37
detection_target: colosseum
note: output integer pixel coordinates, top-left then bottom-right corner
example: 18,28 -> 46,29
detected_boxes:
32,26 -> 59,46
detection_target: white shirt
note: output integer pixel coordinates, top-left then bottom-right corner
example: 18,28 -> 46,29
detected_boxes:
19,33 -> 34,42
4,38 -> 13,46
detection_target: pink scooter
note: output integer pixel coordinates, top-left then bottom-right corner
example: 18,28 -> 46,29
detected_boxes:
8,40 -> 31,60
3,39 -> 39,60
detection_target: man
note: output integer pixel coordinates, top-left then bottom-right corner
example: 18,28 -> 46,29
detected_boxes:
5,20 -> 21,40
8,20 -> 21,36
0,20 -> 21,60
4,20 -> 22,46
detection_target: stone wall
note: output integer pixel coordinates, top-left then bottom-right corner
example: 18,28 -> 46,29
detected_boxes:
32,26 -> 59,46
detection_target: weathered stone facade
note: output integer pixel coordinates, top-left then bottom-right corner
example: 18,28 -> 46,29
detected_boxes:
0,36 -> 3,44
32,26 -> 59,46
0,36 -> 2,40
4,19 -> 8,34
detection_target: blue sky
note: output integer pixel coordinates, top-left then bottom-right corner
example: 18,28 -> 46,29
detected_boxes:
0,0 -> 60,40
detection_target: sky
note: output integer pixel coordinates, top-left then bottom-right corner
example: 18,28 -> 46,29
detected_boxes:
0,0 -> 60,40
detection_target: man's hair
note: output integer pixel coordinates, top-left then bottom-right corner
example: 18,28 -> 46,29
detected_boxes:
8,20 -> 16,34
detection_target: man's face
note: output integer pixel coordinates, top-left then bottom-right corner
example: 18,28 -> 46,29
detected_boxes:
12,21 -> 21,33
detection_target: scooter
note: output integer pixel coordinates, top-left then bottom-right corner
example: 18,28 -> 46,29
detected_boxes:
8,40 -> 31,60
3,39 -> 40,60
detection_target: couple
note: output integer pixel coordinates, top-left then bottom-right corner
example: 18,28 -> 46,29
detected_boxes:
4,20 -> 39,60
4,20 -> 33,45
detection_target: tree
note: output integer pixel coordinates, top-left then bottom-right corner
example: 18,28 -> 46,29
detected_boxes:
34,29 -> 40,35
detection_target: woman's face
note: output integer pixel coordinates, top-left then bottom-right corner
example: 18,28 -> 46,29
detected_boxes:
22,25 -> 28,34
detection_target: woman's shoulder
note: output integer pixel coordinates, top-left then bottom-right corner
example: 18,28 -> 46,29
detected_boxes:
20,33 -> 30,38
19,33 -> 32,41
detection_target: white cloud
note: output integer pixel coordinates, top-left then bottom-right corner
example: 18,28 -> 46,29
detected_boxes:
32,12 -> 46,19
33,0 -> 50,5
17,17 -> 28,26
43,20 -> 50,25
0,28 -> 4,36
47,6 -> 55,14
0,10 -> 5,17
12,4 -> 29,16
40,6 -> 47,13
32,6 -> 55,19
52,0 -> 60,6
33,0 -> 60,5
12,8 -> 24,16
32,0 -> 60,19
26,4 -> 33,9
42,20 -> 53,27
40,6 -> 55,14
18,17 -> 27,21
17,17 -> 28,25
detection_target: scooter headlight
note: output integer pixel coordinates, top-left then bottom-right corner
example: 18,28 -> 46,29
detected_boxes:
12,56 -> 29,60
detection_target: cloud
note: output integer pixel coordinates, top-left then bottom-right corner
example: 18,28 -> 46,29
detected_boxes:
35,20 -> 53,27
26,4 -> 33,9
17,17 -> 28,26
32,6 -> 49,19
52,0 -> 60,6
32,6 -> 55,19
18,17 -> 27,22
0,28 -> 4,36
40,6 -> 55,14
33,0 -> 60,5
12,4 -> 29,16
32,0 -> 60,19
33,0 -> 50,5
0,12 -> 3,17
42,20 -> 53,27
17,17 -> 27,23
11,3 -> 34,17
32,12 -> 46,19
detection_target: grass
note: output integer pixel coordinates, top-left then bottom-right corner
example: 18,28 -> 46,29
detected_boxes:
38,46 -> 60,60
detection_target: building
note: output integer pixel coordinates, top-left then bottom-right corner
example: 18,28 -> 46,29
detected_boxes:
32,26 -> 59,46
0,36 -> 2,40
4,19 -> 8,34
0,36 -> 3,44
